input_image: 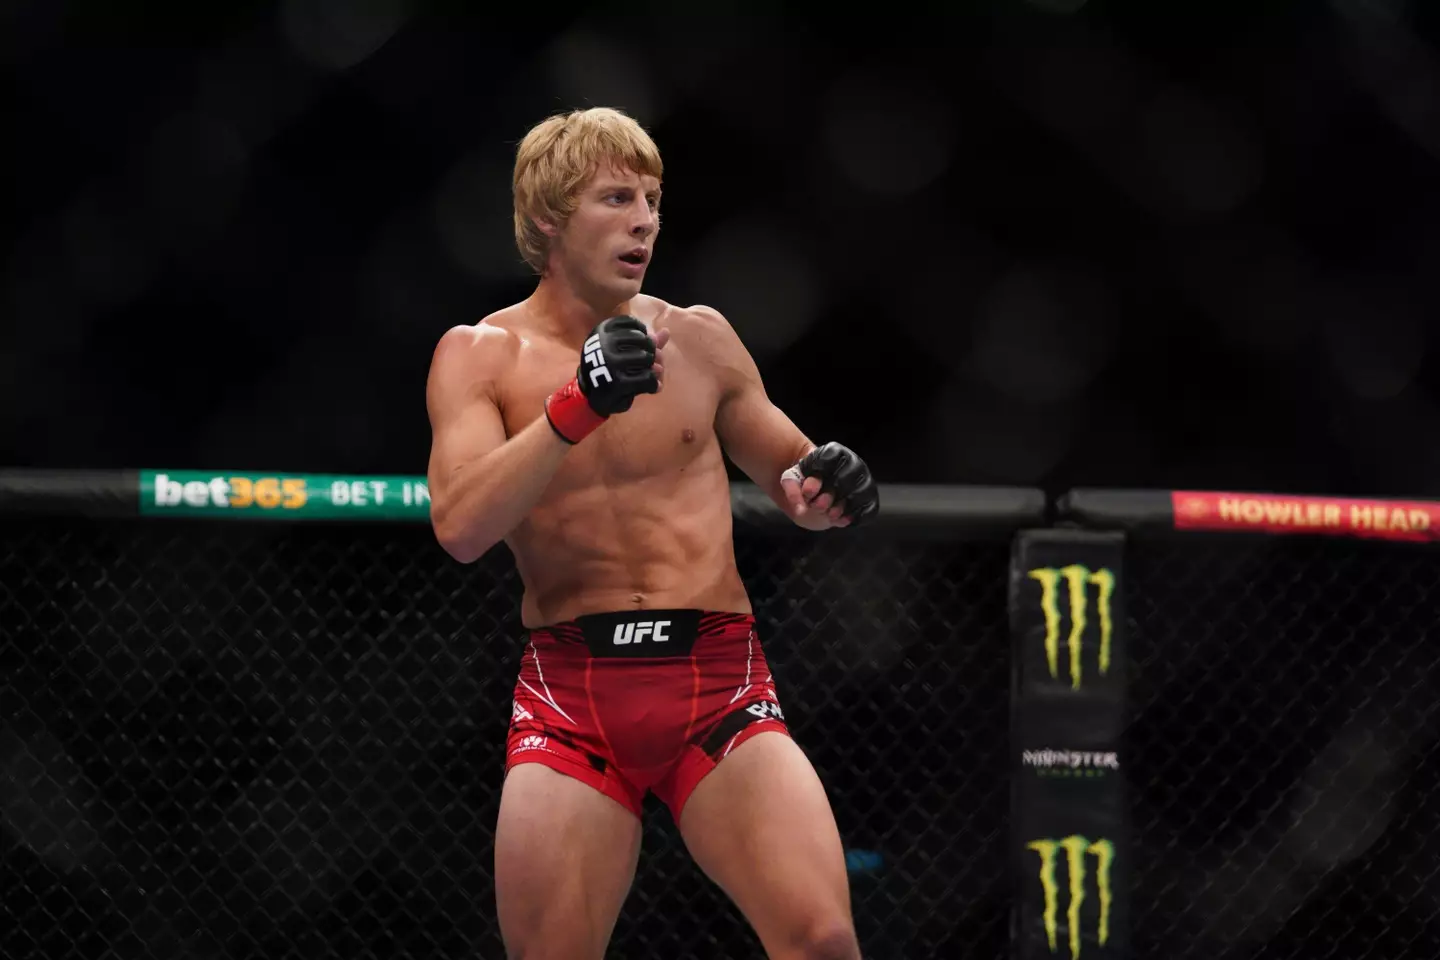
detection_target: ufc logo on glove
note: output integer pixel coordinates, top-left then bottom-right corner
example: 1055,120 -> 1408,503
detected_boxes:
583,333 -> 612,388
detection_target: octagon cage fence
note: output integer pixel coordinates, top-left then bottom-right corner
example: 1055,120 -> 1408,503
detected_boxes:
2,468 -> 1438,960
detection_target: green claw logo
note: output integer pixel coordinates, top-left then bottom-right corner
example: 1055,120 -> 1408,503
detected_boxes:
1027,836 -> 1115,959
1028,566 -> 1115,690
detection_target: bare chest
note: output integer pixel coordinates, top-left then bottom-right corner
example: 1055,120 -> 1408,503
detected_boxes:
499,341 -> 719,483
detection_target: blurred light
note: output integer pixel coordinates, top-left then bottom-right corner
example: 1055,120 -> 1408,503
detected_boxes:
648,27 -> 743,103
1068,400 -> 1151,484
984,24 -> 1143,146
1332,0 -> 1409,26
0,0 -> 61,67
5,225 -> 89,357
1218,234 -> 1313,355
687,214 -> 821,363
139,111 -> 250,246
1022,0 -> 1089,12
280,0 -> 410,73
1169,222 -> 1314,354
0,344 -> 15,427
928,377 -> 1078,483
822,64 -> 957,198
1334,0 -> 1440,163
197,336 -> 380,469
1328,385 -> 1440,494
1138,86 -> 1264,220
986,26 -> 1264,226
543,28 -> 660,126
1284,720 -> 1399,868
197,31 -> 324,153
969,262 -> 1116,405
60,184 -> 157,308
895,230 -> 1002,362
0,248 -> 111,456
364,205 -> 478,337
434,153 -> 529,283
1320,279 -> 1425,400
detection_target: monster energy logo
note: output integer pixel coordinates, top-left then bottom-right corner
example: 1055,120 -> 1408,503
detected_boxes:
1027,836 -> 1115,959
1022,749 -> 1120,778
1028,566 -> 1115,690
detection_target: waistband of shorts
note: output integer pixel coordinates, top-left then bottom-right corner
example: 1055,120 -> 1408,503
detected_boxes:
529,609 -> 755,658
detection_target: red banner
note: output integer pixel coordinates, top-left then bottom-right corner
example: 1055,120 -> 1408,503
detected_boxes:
1171,491 -> 1440,542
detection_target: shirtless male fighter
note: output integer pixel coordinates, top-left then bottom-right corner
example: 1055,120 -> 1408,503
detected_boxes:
425,106 -> 880,960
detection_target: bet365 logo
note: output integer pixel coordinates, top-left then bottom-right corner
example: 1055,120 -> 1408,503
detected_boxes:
1027,836 -> 1115,959
1027,566 -> 1115,691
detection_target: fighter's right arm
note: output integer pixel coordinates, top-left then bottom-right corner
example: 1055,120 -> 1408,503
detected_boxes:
425,325 -> 572,564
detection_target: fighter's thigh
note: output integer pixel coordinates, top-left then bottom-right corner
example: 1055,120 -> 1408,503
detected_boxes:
678,732 -> 859,959
494,763 -> 643,960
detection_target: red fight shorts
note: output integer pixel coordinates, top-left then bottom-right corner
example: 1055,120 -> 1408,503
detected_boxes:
505,609 -> 791,821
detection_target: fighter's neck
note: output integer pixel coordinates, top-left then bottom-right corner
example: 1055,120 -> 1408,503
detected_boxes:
527,274 -> 636,345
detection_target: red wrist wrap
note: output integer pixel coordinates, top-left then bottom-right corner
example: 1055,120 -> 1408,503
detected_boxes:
544,378 -> 606,444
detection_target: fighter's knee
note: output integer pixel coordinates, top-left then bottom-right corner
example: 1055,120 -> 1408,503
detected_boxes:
794,920 -> 861,960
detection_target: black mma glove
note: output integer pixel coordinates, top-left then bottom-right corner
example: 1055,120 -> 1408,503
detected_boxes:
782,442 -> 880,527
545,315 -> 660,443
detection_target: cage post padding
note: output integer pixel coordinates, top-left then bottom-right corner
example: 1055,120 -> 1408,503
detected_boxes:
1010,528 -> 1130,960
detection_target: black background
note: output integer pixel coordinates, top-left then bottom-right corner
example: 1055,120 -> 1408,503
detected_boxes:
8,0 -> 1440,497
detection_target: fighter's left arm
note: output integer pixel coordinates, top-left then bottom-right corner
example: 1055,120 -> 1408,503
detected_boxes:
691,305 -> 880,530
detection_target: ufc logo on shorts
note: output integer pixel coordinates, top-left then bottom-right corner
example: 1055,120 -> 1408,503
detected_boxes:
582,333 -> 612,388
613,620 -> 670,645
746,700 -> 784,722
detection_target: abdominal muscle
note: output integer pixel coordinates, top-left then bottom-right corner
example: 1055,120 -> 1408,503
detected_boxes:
505,462 -> 752,628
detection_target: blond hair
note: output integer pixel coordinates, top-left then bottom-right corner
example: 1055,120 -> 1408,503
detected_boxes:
512,107 -> 664,274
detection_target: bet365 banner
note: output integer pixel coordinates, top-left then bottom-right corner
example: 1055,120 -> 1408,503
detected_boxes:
139,470 -> 432,520
1010,530 -> 1130,959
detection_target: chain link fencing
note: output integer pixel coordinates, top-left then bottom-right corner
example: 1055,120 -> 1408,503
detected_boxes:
6,517 -> 1440,958
0,518 -> 1011,960
1126,535 -> 1440,960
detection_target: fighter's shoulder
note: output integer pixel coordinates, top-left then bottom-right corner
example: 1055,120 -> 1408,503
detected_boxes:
651,299 -> 745,353
430,309 -> 525,382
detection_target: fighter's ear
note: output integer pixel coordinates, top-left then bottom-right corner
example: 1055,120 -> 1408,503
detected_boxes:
534,217 -> 559,238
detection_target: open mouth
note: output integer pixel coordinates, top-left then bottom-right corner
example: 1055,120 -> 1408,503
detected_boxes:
619,250 -> 647,265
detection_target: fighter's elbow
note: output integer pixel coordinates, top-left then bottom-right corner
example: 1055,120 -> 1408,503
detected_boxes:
439,535 -> 485,565
438,531 -> 491,565
430,509 -> 494,564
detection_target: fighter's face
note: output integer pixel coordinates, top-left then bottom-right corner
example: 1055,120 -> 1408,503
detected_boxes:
552,163 -> 661,301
